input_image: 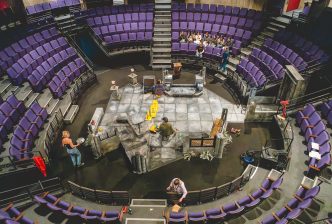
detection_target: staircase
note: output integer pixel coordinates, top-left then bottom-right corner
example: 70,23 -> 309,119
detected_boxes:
151,0 -> 172,69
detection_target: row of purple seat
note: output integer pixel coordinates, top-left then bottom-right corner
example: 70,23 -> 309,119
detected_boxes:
263,38 -> 308,72
0,95 -> 26,144
1,204 -> 36,224
92,22 -> 153,38
49,57 -> 88,98
274,30 -> 329,64
261,185 -> 320,223
321,100 -> 332,125
87,12 -> 154,27
102,32 -> 152,48
236,58 -> 267,88
171,39 -> 240,59
172,13 -> 262,33
172,25 -> 251,45
7,36 -> 70,86
34,192 -> 121,223
0,27 -> 60,73
249,47 -> 285,81
9,102 -> 48,160
87,3 -> 154,17
172,2 -> 262,20
28,47 -> 78,92
296,104 -> 331,173
26,0 -> 80,15
165,177 -> 283,223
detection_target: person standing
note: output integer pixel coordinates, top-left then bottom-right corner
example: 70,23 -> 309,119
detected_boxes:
62,131 -> 84,167
158,117 -> 175,141
166,178 -> 188,203
220,46 -> 230,72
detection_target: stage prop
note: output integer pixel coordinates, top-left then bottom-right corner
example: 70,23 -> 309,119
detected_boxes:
110,81 -> 120,100
163,71 -> 204,97
143,75 -> 156,93
128,68 -> 138,86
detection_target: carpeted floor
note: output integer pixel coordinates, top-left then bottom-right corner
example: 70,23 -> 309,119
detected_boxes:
46,62 -> 281,198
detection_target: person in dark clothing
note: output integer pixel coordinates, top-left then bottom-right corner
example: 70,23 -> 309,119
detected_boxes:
196,43 -> 204,58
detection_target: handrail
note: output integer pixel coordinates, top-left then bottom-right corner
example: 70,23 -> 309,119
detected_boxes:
277,86 -> 332,111
0,177 -> 64,208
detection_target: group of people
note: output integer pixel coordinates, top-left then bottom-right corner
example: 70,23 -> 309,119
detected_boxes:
179,31 -> 234,49
177,31 -> 231,72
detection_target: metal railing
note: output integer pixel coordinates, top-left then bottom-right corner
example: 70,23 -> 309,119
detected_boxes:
166,164 -> 256,205
276,86 -> 332,113
67,181 -> 130,205
0,177 -> 65,208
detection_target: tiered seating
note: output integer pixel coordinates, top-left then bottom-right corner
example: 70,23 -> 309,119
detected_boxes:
34,192 -> 122,223
296,104 -> 331,173
86,4 -> 154,48
0,27 -> 59,74
171,3 -> 264,56
249,47 -> 285,81
8,36 -> 70,86
236,58 -> 267,88
26,0 -> 80,15
165,177 -> 283,223
274,30 -> 330,65
0,95 -> 26,143
262,38 -> 308,72
9,102 -> 48,160
1,203 -> 36,224
321,99 -> 332,126
48,56 -> 88,98
261,185 -> 320,223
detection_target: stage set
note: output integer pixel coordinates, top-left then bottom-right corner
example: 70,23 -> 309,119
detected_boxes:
87,67 -> 245,174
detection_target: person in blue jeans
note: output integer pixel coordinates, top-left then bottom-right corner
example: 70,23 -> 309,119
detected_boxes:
62,131 -> 84,167
220,46 -> 230,72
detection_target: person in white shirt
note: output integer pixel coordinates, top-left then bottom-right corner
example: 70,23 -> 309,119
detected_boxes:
166,178 -> 188,203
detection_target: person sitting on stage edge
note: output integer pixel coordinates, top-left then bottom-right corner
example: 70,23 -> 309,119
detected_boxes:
153,80 -> 164,97
166,178 -> 188,203
62,130 -> 84,167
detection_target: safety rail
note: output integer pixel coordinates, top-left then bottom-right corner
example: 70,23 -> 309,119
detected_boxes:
276,86 -> 332,113
166,164 -> 256,205
67,181 -> 130,205
0,177 -> 65,209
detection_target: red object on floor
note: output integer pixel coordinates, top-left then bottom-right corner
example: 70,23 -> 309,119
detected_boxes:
0,0 -> 9,10
33,156 -> 47,177
286,0 -> 301,12
280,100 -> 289,118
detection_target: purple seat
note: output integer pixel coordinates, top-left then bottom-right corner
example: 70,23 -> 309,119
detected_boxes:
211,24 -> 220,35
172,22 -> 179,31
215,14 -> 223,24
208,14 -> 216,24
222,15 -> 231,26
194,13 -> 201,22
205,208 -> 226,222
296,104 -> 316,125
230,16 -> 239,27
186,12 -> 194,22
209,4 -> 217,13
7,95 -> 25,115
172,43 -> 180,53
188,211 -> 206,223
188,43 -> 197,55
180,43 -> 189,54
168,212 -> 186,223
203,23 -> 212,33
300,112 -> 321,133
217,5 -> 224,14
305,121 -> 326,142
321,100 -> 332,117
225,6 -> 232,15
201,13 -> 208,23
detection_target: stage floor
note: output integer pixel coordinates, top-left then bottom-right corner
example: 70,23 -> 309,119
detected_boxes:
100,84 -> 245,134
